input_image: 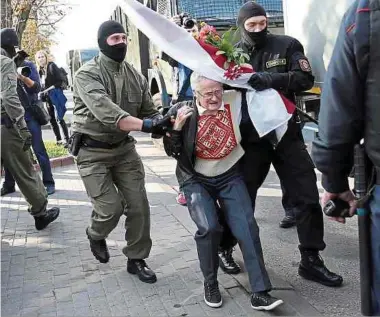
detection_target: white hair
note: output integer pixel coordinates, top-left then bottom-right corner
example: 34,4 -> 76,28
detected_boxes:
190,72 -> 211,92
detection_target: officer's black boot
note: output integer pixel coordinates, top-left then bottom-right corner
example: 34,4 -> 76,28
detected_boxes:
298,251 -> 343,287
279,208 -> 296,228
34,207 -> 60,231
218,248 -> 241,274
86,228 -> 110,263
127,259 -> 157,283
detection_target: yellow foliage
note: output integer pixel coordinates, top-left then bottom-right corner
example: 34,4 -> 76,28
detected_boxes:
21,19 -> 54,61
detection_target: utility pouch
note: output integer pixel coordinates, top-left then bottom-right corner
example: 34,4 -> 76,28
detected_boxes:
68,132 -> 83,156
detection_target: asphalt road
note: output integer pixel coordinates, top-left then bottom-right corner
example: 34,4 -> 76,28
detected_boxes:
41,90 -> 362,316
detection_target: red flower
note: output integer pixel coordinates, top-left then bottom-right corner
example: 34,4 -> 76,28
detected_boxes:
199,25 -> 217,40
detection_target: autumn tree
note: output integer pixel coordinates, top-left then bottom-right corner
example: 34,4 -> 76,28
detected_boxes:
2,0 -> 71,54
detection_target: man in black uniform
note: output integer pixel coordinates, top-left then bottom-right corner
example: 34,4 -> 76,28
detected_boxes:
312,0 -> 379,312
219,1 -> 342,287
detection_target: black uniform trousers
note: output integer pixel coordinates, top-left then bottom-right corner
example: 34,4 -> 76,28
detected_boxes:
220,119 -> 326,252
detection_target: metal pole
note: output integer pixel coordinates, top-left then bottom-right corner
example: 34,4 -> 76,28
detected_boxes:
354,143 -> 373,316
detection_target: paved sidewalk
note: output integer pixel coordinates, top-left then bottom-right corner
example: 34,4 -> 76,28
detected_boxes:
1,133 -> 341,316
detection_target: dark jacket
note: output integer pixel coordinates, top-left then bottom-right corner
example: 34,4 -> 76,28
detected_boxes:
40,62 -> 63,89
237,33 -> 314,144
19,60 -> 41,121
239,33 -> 315,102
163,100 -> 199,185
312,0 -> 380,192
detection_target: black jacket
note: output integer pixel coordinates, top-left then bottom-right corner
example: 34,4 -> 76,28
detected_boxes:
312,0 -> 380,193
163,100 -> 199,186
237,33 -> 314,144
40,62 -> 63,89
239,33 -> 315,102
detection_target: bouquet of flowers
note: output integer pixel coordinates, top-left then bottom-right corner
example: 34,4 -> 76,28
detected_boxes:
195,22 -> 254,80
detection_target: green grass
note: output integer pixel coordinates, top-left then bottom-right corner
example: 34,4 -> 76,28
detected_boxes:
42,141 -> 69,159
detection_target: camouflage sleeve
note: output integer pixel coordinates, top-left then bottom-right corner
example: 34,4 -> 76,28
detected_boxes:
138,75 -> 160,119
74,68 -> 129,129
0,57 -> 27,130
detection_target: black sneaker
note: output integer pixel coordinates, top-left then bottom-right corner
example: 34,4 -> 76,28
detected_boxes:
204,281 -> 222,308
218,248 -> 241,274
34,207 -> 60,230
251,292 -> 283,311
1,186 -> 15,196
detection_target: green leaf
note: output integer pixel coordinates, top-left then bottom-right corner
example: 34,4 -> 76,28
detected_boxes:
216,50 -> 225,55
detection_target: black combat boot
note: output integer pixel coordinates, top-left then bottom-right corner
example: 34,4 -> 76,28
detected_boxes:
34,207 -> 60,230
218,248 -> 241,274
279,208 -> 296,228
86,228 -> 110,263
298,251 -> 343,287
127,259 -> 157,283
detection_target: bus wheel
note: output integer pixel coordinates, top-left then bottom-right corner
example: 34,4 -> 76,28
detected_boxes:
152,93 -> 163,113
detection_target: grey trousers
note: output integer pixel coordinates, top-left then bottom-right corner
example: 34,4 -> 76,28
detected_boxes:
76,139 -> 152,260
183,166 -> 272,293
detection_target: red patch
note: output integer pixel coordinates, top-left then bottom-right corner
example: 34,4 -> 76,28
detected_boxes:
299,59 -> 311,72
195,104 -> 237,160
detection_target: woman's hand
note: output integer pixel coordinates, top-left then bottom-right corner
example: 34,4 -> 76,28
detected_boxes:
173,106 -> 193,131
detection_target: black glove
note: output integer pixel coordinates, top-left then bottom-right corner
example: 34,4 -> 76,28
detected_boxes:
19,128 -> 32,151
141,116 -> 172,136
248,72 -> 273,91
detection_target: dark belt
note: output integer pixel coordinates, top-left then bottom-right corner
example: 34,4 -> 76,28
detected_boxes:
82,135 -> 132,149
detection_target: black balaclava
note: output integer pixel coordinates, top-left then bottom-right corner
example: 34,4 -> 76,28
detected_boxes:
237,2 -> 268,49
97,20 -> 127,63
0,28 -> 19,58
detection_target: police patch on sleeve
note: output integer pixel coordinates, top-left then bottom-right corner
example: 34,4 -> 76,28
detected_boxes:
299,59 -> 311,72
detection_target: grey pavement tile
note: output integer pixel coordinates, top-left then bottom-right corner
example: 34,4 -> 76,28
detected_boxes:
183,303 -> 207,317
20,306 -> 39,317
127,305 -> 150,317
56,301 -> 74,312
74,306 -> 94,317
71,279 -> 87,294
109,304 -> 130,317
53,263 -> 70,276
10,254 -> 25,265
57,308 -> 75,317
68,256 -> 82,268
1,303 -> 22,317
39,260 -> 55,272
38,251 -> 53,261
38,313 -> 57,317
72,291 -> 91,308
53,287 -> 72,302
53,274 -> 71,288
21,291 -> 41,305
86,282 -> 105,298
9,264 -> 25,276
7,275 -> 23,289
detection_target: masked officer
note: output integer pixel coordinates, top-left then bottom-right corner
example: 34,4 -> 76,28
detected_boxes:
312,0 -> 379,313
218,2 -> 343,287
72,21 -> 170,284
1,28 -> 60,230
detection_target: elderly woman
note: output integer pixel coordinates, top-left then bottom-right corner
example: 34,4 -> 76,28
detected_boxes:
163,72 -> 283,311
